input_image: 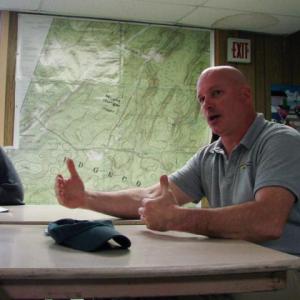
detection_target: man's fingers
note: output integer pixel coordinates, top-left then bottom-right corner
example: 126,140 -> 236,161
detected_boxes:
55,175 -> 65,198
55,174 -> 64,184
55,175 -> 63,192
138,207 -> 144,217
66,158 -> 80,178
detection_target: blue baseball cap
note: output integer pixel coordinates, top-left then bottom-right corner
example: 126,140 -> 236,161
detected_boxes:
47,218 -> 131,251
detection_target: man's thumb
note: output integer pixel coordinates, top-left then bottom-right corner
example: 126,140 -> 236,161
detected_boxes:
66,158 -> 80,178
159,175 -> 178,204
160,175 -> 169,194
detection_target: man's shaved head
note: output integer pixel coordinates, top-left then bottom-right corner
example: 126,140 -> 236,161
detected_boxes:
197,65 -> 249,91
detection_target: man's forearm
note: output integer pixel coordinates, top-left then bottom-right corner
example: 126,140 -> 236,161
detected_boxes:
82,187 -> 155,219
167,205 -> 264,242
168,196 -> 291,243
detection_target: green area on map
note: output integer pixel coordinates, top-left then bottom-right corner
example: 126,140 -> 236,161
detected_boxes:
8,18 -> 211,204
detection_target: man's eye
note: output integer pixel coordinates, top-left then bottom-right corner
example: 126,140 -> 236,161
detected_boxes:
212,90 -> 222,97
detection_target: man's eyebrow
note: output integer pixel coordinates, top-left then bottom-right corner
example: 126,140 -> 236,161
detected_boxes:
198,84 -> 222,95
208,84 -> 222,90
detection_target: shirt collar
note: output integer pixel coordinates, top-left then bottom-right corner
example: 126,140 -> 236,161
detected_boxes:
210,138 -> 224,154
239,113 -> 266,149
209,113 -> 266,154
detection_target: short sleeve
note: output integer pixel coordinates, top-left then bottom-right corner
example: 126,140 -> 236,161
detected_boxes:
254,130 -> 300,201
169,151 -> 204,202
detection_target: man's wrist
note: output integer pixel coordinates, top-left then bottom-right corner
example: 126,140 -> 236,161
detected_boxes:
166,205 -> 185,231
167,207 -> 208,235
81,190 -> 92,209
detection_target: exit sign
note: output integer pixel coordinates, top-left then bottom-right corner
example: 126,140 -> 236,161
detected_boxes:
227,38 -> 251,63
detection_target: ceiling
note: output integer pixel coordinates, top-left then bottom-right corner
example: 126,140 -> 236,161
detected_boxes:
0,0 -> 300,35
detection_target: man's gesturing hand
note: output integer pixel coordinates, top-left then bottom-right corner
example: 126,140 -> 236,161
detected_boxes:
138,175 -> 178,231
55,158 -> 86,208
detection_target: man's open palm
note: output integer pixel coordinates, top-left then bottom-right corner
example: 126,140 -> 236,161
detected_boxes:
55,158 -> 85,208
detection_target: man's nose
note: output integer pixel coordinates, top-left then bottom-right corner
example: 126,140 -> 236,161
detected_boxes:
201,97 -> 214,110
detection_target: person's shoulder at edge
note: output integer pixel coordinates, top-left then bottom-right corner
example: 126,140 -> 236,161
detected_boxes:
0,146 -> 25,205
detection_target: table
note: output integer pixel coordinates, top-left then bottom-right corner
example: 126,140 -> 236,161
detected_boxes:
0,224 -> 299,299
0,204 -> 142,225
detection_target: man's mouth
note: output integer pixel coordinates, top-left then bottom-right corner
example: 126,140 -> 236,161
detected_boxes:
208,114 -> 221,122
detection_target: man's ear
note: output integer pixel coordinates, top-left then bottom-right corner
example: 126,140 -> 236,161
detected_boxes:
240,85 -> 252,102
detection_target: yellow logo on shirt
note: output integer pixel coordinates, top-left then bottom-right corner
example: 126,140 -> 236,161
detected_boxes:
239,162 -> 252,170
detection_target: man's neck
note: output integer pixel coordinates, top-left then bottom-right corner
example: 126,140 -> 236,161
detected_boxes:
221,113 -> 256,157
221,136 -> 242,157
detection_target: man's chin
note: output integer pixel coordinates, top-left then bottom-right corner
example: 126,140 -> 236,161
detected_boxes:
209,125 -> 219,134
211,127 -> 222,137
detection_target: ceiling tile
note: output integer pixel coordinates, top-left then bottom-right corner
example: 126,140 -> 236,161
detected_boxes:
1,0 -> 299,34
40,0 -> 195,24
136,0 -> 207,6
251,15 -> 300,35
206,0 -> 300,18
212,13 -> 279,32
179,6 -> 238,28
0,0 -> 41,10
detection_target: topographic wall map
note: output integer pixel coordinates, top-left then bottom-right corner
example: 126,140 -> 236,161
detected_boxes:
7,15 -> 212,204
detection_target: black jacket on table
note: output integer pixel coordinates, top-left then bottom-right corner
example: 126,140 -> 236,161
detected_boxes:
0,147 -> 24,205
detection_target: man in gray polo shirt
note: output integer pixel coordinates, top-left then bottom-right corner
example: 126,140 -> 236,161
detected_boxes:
56,66 -> 300,298
56,65 -> 300,254
146,66 -> 300,257
170,112 -> 300,255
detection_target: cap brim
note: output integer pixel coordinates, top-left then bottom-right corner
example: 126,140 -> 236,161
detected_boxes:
48,219 -> 131,251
